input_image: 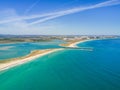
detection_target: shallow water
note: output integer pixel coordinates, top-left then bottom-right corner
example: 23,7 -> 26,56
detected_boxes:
0,40 -> 64,60
0,39 -> 120,90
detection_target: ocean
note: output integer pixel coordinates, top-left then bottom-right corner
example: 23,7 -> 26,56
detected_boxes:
0,39 -> 120,90
0,40 -> 63,60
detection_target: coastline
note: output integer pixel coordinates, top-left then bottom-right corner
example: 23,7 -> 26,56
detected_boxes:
0,39 -> 93,72
66,39 -> 94,47
60,39 -> 94,48
0,48 -> 63,71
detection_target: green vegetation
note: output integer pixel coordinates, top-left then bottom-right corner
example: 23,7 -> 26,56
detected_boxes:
0,37 -> 52,43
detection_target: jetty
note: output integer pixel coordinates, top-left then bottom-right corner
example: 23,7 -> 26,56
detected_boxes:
63,47 -> 93,51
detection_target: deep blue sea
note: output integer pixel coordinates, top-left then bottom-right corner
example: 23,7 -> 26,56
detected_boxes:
0,39 -> 120,90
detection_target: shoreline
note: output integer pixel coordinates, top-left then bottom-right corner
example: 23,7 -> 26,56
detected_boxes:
0,48 -> 63,71
60,39 -> 94,48
66,39 -> 93,47
0,39 -> 92,72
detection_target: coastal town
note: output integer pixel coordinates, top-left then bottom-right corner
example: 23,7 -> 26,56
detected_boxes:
0,34 -> 119,44
0,35 -> 119,71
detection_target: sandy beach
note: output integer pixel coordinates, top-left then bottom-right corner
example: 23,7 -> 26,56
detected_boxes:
66,40 -> 89,47
60,39 -> 93,47
0,48 -> 63,71
0,39 -> 92,72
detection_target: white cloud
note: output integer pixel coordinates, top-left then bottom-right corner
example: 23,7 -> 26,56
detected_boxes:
0,9 -> 58,34
24,0 -> 40,15
0,0 -> 120,35
0,0 -> 120,25
29,0 -> 120,25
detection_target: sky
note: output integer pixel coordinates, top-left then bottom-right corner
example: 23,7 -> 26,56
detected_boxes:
0,0 -> 120,35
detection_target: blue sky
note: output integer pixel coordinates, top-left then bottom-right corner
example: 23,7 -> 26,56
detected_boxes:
0,0 -> 120,35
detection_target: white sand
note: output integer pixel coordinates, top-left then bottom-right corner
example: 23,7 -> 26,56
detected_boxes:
0,39 -> 93,72
0,48 -> 63,71
67,39 -> 92,48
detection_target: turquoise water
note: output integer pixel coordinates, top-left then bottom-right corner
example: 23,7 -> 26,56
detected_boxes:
0,39 -> 120,90
0,40 -> 64,60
